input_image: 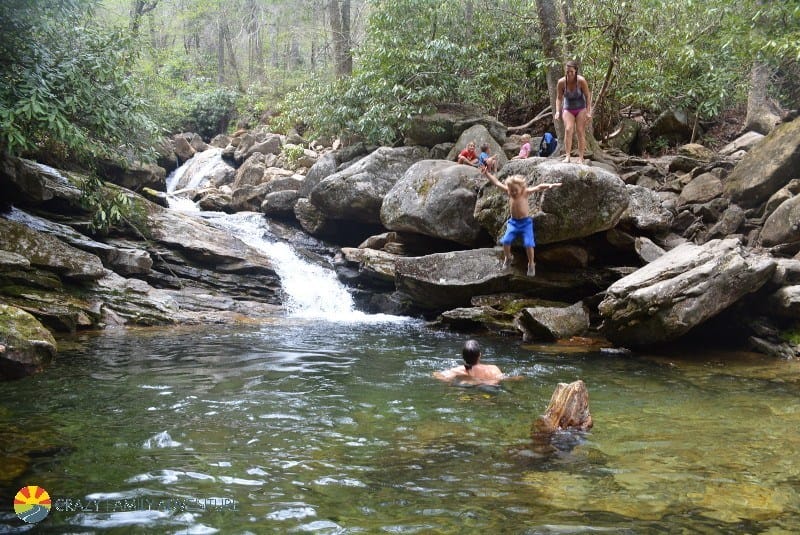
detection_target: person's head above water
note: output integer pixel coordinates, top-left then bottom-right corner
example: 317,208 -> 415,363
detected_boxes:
462,339 -> 481,370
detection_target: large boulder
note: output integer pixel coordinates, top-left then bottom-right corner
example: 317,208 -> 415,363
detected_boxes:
474,159 -> 629,245
447,124 -> 508,168
233,132 -> 282,163
97,158 -> 167,192
1,157 -> 82,208
454,117 -> 507,145
767,286 -> 800,319
619,185 -> 674,234
395,248 -> 510,311
172,134 -> 196,162
605,117 -> 641,154
169,148 -> 236,192
261,190 -> 300,218
404,112 -> 459,147
393,248 -> 614,312
338,246 -> 399,289
0,304 -> 57,380
309,146 -> 428,225
678,172 -> 723,207
760,194 -> 800,248
299,152 -> 337,198
5,207 -> 153,276
515,301 -> 590,342
381,160 -> 486,246
436,305 -> 517,333
233,153 -> 269,188
230,183 -> 270,212
724,116 -> 800,208
598,238 -> 775,347
763,179 -> 800,221
719,131 -> 764,157
650,109 -> 696,145
294,198 -> 332,236
0,218 -> 106,281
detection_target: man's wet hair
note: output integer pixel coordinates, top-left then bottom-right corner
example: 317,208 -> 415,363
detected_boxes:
462,339 -> 481,369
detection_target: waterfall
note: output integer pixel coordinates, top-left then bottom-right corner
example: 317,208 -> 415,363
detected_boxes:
164,167 -> 406,323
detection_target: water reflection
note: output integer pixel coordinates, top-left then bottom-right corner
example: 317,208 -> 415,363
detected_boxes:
1,322 -> 799,533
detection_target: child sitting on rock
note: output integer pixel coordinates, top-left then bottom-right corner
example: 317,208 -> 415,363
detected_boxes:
478,142 -> 499,172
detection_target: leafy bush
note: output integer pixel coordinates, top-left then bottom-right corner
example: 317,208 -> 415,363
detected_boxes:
78,172 -> 132,234
182,87 -> 239,140
279,0 -> 535,145
0,0 -> 159,165
282,144 -> 306,167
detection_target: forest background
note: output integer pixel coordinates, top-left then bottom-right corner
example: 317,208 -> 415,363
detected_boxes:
1,0 -> 798,170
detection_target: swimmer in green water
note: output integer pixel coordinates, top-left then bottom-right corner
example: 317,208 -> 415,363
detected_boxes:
434,339 -> 516,386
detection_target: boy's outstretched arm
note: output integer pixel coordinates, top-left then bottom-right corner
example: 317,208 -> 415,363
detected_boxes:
481,167 -> 508,192
526,182 -> 562,194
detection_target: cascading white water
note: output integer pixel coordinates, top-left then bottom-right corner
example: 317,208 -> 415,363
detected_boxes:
165,163 -> 185,194
164,167 -> 407,323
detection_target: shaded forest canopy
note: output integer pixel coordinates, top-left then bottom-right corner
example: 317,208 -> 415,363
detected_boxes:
1,0 -> 798,165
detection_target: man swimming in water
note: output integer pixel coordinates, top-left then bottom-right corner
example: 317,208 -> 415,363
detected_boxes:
434,339 -> 506,386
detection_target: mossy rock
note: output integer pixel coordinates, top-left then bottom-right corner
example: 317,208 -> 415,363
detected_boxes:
0,304 -> 57,379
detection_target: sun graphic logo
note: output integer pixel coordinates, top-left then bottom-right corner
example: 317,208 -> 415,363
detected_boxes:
14,485 -> 51,523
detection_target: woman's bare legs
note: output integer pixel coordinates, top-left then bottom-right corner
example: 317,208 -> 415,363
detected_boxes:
562,111 -> 576,162
575,109 -> 589,164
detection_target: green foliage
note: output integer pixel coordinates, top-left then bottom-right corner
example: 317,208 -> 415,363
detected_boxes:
280,0 -> 535,144
236,84 -> 275,129
78,172 -> 133,235
0,0 -> 159,165
183,87 -> 239,140
571,0 -> 798,134
783,325 -> 800,346
648,136 -> 671,155
282,144 -> 306,167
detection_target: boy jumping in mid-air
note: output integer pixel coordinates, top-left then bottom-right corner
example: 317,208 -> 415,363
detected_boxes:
482,168 -> 561,277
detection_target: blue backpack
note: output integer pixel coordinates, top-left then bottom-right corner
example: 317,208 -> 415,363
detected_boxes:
538,132 -> 558,157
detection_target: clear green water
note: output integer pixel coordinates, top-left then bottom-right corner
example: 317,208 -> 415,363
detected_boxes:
2,319 -> 799,533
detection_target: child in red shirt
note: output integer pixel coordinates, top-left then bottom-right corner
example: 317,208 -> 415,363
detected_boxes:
457,141 -> 479,166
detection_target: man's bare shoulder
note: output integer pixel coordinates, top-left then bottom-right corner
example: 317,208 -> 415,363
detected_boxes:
433,367 -> 465,382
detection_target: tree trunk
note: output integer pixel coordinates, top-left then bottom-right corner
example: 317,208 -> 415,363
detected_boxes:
288,37 -> 302,69
222,20 -> 243,91
246,0 -> 263,80
217,20 -> 225,84
532,380 -> 593,437
744,61 -> 781,135
328,0 -> 352,77
341,0 -> 352,75
129,0 -> 159,37
535,0 -> 564,144
559,0 -> 575,59
464,1 -> 474,41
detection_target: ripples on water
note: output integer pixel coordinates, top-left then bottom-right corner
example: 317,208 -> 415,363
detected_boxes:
2,321 -> 800,533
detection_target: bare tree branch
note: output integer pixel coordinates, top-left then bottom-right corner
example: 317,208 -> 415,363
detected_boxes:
507,106 -> 552,132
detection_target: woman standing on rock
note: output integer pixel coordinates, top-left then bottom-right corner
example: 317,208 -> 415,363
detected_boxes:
555,60 -> 592,165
